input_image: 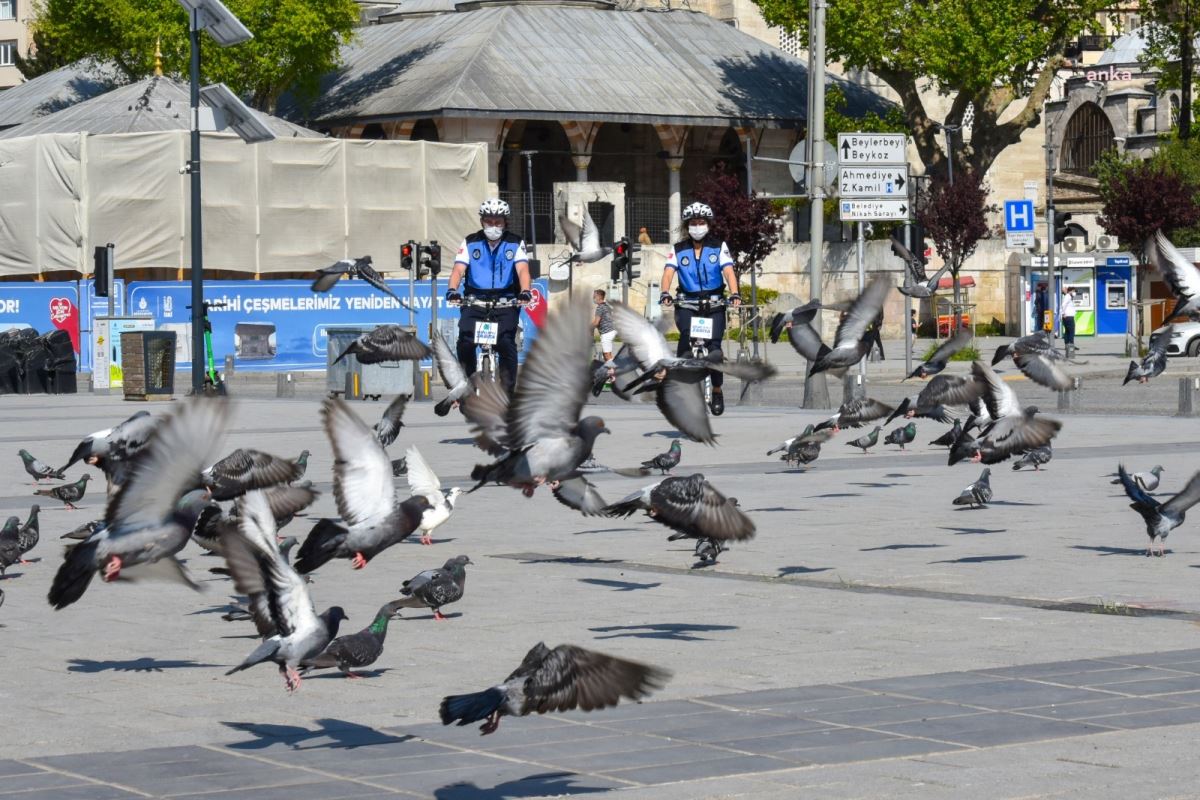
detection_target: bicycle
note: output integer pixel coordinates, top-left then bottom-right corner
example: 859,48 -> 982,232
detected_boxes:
673,295 -> 731,409
456,295 -> 522,381
185,300 -> 228,396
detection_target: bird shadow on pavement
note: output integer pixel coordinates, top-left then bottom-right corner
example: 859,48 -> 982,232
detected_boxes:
641,430 -> 687,439
434,772 -> 610,799
778,566 -> 832,576
223,718 -> 411,751
1071,545 -> 1155,557
848,482 -> 908,488
401,612 -> 464,621
307,668 -> 394,680
861,543 -> 945,551
806,493 -> 863,499
438,437 -> 478,446
572,527 -> 638,535
0,572 -> 25,581
743,507 -> 805,513
519,556 -> 622,566
67,657 -> 223,673
578,578 -> 662,591
929,555 -> 1026,564
406,537 -> 456,545
589,623 -> 737,641
939,527 -> 1007,535
987,500 -> 1041,507
885,473 -> 924,478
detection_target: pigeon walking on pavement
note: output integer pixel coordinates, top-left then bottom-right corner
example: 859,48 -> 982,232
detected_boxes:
784,426 -> 831,468
35,475 -> 91,510
1111,465 -> 1164,492
1012,444 -> 1053,471
439,642 -> 670,735
373,394 -> 410,448
0,517 -> 24,575
906,328 -> 972,380
394,555 -> 471,620
813,397 -> 894,432
404,446 -> 462,546
847,426 -> 882,454
1117,464 -> 1200,557
301,600 -> 404,678
332,325 -> 431,365
18,450 -> 65,483
952,468 -> 993,508
640,441 -> 682,475
17,504 -> 39,557
1124,326 -> 1172,386
884,422 -> 917,450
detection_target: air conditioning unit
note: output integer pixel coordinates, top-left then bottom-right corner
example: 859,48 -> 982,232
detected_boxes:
1029,236 -> 1046,254
1096,234 -> 1119,251
1061,236 -> 1087,252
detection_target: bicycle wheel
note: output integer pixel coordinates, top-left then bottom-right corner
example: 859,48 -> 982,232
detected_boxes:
480,351 -> 494,381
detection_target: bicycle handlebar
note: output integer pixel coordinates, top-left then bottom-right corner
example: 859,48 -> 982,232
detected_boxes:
460,295 -> 523,309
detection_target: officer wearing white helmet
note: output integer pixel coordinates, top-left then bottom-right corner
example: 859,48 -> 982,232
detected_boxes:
446,198 -> 533,391
659,201 -> 740,415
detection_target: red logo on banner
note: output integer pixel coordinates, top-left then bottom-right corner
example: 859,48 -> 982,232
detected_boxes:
523,286 -> 548,330
49,297 -> 80,353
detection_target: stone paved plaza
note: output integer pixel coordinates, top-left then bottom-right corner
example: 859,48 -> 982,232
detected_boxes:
2,374 -> 1200,799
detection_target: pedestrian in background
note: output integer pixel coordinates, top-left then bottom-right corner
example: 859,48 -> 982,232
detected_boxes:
592,288 -> 616,379
1061,285 -> 1076,354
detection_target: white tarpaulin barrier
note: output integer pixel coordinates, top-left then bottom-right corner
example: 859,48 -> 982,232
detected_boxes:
0,132 -> 487,276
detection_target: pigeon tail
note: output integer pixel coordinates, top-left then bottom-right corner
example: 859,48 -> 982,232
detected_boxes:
434,397 -> 455,417
225,638 -> 281,675
440,687 -> 506,727
295,518 -> 349,574
1122,360 -> 1140,386
331,345 -> 357,366
48,537 -> 99,610
808,344 -> 834,375
600,499 -> 644,518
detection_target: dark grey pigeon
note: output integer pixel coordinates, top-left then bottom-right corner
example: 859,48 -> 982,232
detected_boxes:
952,468 -> 992,508
1111,465 -> 1164,492
947,362 -> 1061,466
62,411 -> 158,488
847,426 -> 882,454
17,504 -> 39,556
641,441 -> 682,475
18,450 -> 64,483
202,448 -> 302,502
373,394 -> 410,448
890,235 -> 952,298
0,517 -> 24,575
311,255 -> 411,309
394,555 -> 471,620
332,325 -> 431,365
391,457 -> 407,477
773,276 -> 892,376
302,600 -> 404,678
1012,444 -> 1052,471
693,538 -> 725,565
1012,350 -> 1073,391
1125,326 -> 1172,386
884,422 -> 917,450
602,474 -> 755,547
785,427 -> 831,468
293,450 -> 311,480
61,520 -> 104,541
930,419 -> 963,448
992,330 -> 1060,366
767,426 -> 812,458
439,642 -> 670,735
814,397 -> 894,432
35,475 -> 91,509
889,373 -> 981,425
1117,464 -> 1200,557
906,328 -> 972,380
432,331 -> 470,416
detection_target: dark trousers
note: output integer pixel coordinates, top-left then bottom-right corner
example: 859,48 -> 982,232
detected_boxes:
674,305 -> 726,388
1062,316 -> 1075,347
457,304 -> 520,391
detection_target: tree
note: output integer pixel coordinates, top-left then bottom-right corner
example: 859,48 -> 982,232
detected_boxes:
752,0 -> 1111,179
28,0 -> 360,112
916,173 -> 991,313
1098,158 -> 1200,261
1141,1 -> 1198,140
693,164 -> 785,278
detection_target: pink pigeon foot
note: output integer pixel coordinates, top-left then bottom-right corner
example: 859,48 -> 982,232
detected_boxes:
351,552 -> 367,570
434,610 -> 447,621
420,534 -> 433,546
102,556 -> 122,582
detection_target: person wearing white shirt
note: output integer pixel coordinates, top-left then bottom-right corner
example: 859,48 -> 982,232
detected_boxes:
1060,286 -> 1077,350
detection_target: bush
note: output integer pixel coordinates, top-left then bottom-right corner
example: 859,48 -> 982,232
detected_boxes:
920,342 -> 980,362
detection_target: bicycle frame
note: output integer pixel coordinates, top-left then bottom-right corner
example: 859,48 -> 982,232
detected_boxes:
458,295 -> 521,381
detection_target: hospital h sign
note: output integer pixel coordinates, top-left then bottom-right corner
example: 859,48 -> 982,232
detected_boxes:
1004,199 -> 1035,248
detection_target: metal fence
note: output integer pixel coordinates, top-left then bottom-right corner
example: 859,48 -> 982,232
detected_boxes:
500,191 -> 555,245
500,191 -> 674,246
626,196 -> 672,245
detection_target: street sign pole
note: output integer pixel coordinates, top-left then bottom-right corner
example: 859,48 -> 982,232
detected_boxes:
803,0 -> 830,410
857,220 -> 866,388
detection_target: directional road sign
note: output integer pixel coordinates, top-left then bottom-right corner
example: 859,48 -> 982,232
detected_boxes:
1004,199 -> 1036,249
837,133 -> 907,166
839,198 -> 910,222
838,166 -> 908,198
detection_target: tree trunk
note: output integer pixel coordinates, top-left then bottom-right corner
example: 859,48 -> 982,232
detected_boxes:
951,266 -> 962,329
1182,19 -> 1193,141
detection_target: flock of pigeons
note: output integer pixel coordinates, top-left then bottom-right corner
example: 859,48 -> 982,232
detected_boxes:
3,229 -> 1200,736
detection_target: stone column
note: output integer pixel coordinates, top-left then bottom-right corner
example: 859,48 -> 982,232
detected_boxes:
666,156 -> 684,243
571,153 -> 592,182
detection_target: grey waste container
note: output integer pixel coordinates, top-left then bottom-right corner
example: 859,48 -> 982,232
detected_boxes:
121,331 -> 176,400
326,326 -> 415,400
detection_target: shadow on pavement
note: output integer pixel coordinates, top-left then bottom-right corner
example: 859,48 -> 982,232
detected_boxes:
67,657 -> 223,673
578,578 -> 662,591
589,623 -> 738,641
223,718 -> 411,750
860,543 -> 945,551
929,555 -> 1027,564
434,772 -> 609,799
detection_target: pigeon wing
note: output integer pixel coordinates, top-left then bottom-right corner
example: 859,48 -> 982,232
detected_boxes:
651,475 -> 754,541
917,373 -> 981,409
321,399 -> 397,529
261,484 -> 318,523
404,445 -> 443,502
432,331 -> 468,394
610,301 -> 674,369
205,448 -> 302,501
507,296 -> 594,448
355,257 -> 404,303
373,394 -> 410,448
1163,470 -> 1200,516
1013,352 -> 1072,391
784,319 -> 826,361
655,373 -> 716,445
551,476 -> 608,516
521,644 -> 670,715
1148,231 -> 1200,311
558,213 -> 583,251
972,361 -> 1023,419
1117,463 -> 1159,510
831,276 -> 892,349
460,375 -> 512,455
311,259 -> 353,293
925,328 -> 973,366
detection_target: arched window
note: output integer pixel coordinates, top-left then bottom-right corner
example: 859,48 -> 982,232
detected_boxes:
1060,102 -> 1115,176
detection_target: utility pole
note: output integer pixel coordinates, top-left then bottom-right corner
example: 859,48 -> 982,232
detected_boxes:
520,151 -> 538,259
1044,123 -> 1057,349
745,135 -> 760,361
802,0 -> 831,409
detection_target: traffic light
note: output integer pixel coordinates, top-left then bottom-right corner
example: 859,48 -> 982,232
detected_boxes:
628,241 -> 641,280
912,224 -> 929,266
1052,209 -> 1088,243
93,243 -> 113,298
422,241 -> 442,278
400,240 -> 416,272
612,238 -> 629,281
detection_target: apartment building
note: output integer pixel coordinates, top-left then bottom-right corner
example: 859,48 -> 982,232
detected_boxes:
0,0 -> 28,90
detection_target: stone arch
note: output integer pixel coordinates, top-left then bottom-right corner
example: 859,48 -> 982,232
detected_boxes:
411,118 -> 439,142
1060,102 -> 1115,176
499,120 -> 574,244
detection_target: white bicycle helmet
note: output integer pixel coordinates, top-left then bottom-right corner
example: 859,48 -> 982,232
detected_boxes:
682,202 -> 714,221
478,198 -> 511,218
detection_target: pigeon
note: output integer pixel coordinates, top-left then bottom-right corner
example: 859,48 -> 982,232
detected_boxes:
439,642 -> 670,735
301,600 -> 404,678
991,331 -> 1062,367
432,331 -> 470,416
311,255 -> 411,309
813,397 -> 894,432
222,490 -> 348,691
592,344 -> 642,400
1011,444 -> 1052,471
602,474 -> 755,547
930,419 -> 963,448
60,520 -> 104,541
890,235 -> 951,298
766,426 -> 813,458
62,410 -> 158,490
332,325 -> 431,365
1124,326 -> 1172,386
847,426 -> 882,454
202,449 -> 302,502
559,205 -> 612,263
772,276 -> 892,375
0,517 -> 24,575
1117,464 -> 1200,557
47,401 -> 228,610
693,538 -> 725,565
35,475 -> 91,510
952,468 -> 992,508
18,450 -> 65,483
462,296 -> 611,506
194,485 -> 318,554
884,422 -> 916,450
294,399 -> 430,573
1111,465 -> 1164,492
373,394 -> 410,448
391,458 -> 408,477
784,426 -> 832,468
17,504 -> 39,556
888,373 -> 981,424
394,555 -> 471,620
906,328 -> 972,380
405,445 -> 462,545
1145,230 -> 1200,320
293,450 -> 311,480
1012,350 -> 1074,392
948,362 -> 1062,466
640,441 -> 682,475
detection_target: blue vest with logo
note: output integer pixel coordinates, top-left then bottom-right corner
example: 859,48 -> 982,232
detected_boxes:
464,231 -> 523,295
672,239 -> 725,293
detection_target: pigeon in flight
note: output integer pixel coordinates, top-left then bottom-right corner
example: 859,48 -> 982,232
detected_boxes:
0,517 -> 24,575
906,328 -> 972,380
1145,230 -> 1200,321
640,441 -> 682,475
1124,326 -> 1172,386
193,484 -> 317,555
439,642 -> 669,735
60,519 -> 103,541
35,475 -> 91,510
930,419 -> 964,448
302,600 -> 404,679
17,504 -> 39,558
602,474 -> 755,548
847,425 -> 882,454
405,445 -> 462,545
394,555 -> 471,620
948,362 -> 1061,466
373,394 -> 410,448
332,325 -> 432,365
1011,443 -> 1052,471
62,411 -> 158,485
18,450 -> 64,483
952,468 -> 992,508
771,276 -> 892,375
814,397 -> 894,432
47,401 -> 228,609
432,332 -> 470,416
889,372 -> 980,425
884,422 -> 916,450
1117,464 -> 1200,557
891,236 -> 951,298
202,449 -> 302,502
784,426 -> 831,468
991,331 -> 1062,368
558,206 -> 612,263
1111,465 -> 1164,492
311,255 -> 411,309
222,490 -> 348,692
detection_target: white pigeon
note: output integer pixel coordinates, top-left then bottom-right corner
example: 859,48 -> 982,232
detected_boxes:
559,205 -> 612,263
405,445 -> 462,546
1146,230 -> 1200,320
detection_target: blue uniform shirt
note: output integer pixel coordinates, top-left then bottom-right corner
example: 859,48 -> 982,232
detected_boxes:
454,231 -> 528,295
666,238 -> 734,294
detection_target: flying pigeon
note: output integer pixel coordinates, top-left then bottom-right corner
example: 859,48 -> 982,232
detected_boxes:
602,474 -> 755,547
888,373 -> 981,425
222,490 -> 348,691
293,450 -> 311,480
17,504 -> 39,557
373,394 -> 410,448
559,206 -> 612,263
0,517 -> 24,575
18,449 -> 65,483
394,555 -> 471,620
1124,326 -> 1172,386
302,600 -> 404,678
332,325 -> 432,365
640,441 -> 682,475
202,449 -> 302,502
311,255 -> 411,309
952,468 -> 993,508
1012,349 -> 1074,392
193,484 -> 318,555
1145,230 -> 1200,321
1117,464 -> 1200,556
35,475 -> 91,510
294,399 -> 429,573
884,422 -> 917,450
814,397 -> 894,432
766,426 -> 812,458
439,642 -> 670,734
1111,465 -> 1164,492
948,362 -> 1062,466
1011,444 -> 1052,471
847,425 -> 882,454
592,344 -> 642,400
991,331 -> 1063,367
906,328 -> 972,380
432,331 -> 470,416
784,426 -> 832,468
62,410 -> 158,491
771,276 -> 892,375
47,401 -> 228,610
890,235 -> 951,298
930,419 -> 964,448
405,445 -> 462,545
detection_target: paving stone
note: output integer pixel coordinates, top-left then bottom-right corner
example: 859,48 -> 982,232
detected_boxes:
762,692 -> 919,717
103,765 -> 317,796
900,680 -> 1106,708
1018,695 -> 1187,721
605,754 -> 792,784
771,736 -> 968,766
1103,649 -> 1200,667
973,659 -> 1131,679
1030,666 -> 1188,687
488,735 -> 672,762
804,701 -> 982,727
1098,675 -> 1200,696
630,713 -> 837,744
716,726 -> 900,755
699,685 -> 868,709
1082,705 -> 1200,730
239,741 -> 455,774
0,787 -> 144,800
369,765 -> 624,796
847,672 -> 1011,696
0,762 -> 46,778
165,780 -> 399,800
0,772 -> 94,793
561,743 -> 733,773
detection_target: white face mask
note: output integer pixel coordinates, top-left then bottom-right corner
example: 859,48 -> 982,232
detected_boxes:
688,224 -> 709,241
483,225 -> 504,242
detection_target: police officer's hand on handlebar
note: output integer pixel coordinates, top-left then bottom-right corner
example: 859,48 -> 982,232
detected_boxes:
659,292 -> 674,307
445,289 -> 462,306
518,290 -> 533,306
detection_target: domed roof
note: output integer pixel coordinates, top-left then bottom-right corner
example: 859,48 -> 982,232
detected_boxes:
1095,28 -> 1148,66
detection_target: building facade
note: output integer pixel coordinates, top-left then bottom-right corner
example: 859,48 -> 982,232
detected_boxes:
0,0 -> 30,90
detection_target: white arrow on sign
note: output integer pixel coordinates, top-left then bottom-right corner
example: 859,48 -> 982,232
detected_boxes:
837,133 -> 907,165
839,198 -> 910,222
838,166 -> 908,198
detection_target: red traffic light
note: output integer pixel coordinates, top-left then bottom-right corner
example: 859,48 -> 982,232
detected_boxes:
615,242 -> 627,255
401,245 -> 412,257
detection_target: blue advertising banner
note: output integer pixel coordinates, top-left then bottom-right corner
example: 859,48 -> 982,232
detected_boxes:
79,278 -> 126,373
125,278 -> 550,371
0,282 -> 81,353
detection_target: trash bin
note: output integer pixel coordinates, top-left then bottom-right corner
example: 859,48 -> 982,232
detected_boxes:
326,326 -> 415,400
38,329 -> 77,394
121,331 -> 176,400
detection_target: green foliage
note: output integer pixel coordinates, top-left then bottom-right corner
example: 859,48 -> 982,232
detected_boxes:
920,343 -> 980,362
737,286 -> 779,305
694,165 -> 785,277
28,0 -> 359,111
824,84 -> 908,139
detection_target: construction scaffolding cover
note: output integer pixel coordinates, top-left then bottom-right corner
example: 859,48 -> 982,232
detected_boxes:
0,132 -> 487,277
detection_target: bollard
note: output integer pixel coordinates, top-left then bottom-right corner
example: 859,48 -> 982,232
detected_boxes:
276,372 -> 295,399
842,372 -> 866,402
1056,376 -> 1081,412
223,355 -> 235,390
1178,377 -> 1200,416
344,370 -> 362,400
414,366 -> 433,401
